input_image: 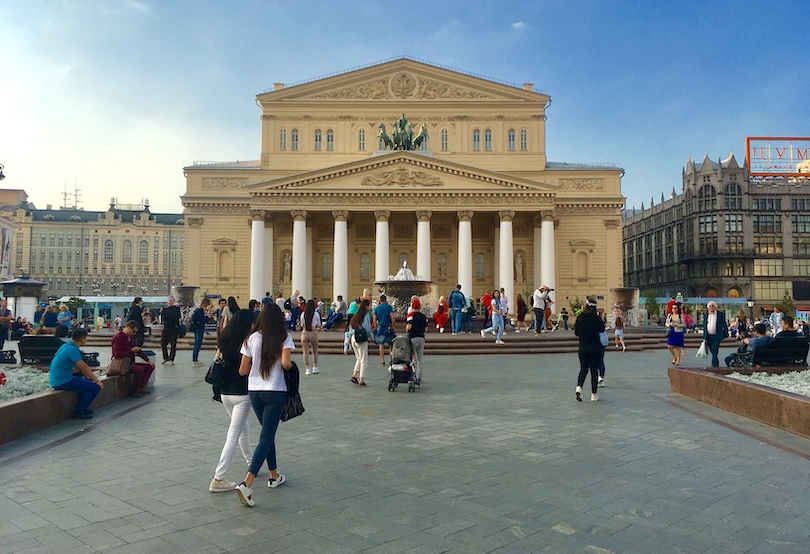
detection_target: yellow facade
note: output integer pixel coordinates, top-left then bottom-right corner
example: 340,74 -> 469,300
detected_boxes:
182,58 -> 624,309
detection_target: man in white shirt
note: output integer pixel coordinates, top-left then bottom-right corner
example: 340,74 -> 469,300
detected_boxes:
532,286 -> 545,335
769,307 -> 783,337
702,301 -> 728,367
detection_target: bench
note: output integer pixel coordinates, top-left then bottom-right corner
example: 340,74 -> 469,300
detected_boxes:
752,337 -> 810,367
18,335 -> 101,367
0,350 -> 17,364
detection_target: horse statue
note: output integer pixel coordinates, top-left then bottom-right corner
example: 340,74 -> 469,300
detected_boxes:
378,115 -> 428,151
413,123 -> 429,150
378,124 -> 393,150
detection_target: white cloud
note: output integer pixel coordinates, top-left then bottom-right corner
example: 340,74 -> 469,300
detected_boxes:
512,21 -> 527,31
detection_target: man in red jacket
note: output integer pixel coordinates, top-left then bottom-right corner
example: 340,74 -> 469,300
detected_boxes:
111,321 -> 155,397
480,290 -> 492,331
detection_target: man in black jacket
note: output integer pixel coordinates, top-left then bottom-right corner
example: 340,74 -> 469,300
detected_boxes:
160,296 -> 181,365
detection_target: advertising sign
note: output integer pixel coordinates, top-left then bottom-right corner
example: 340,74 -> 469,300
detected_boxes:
746,137 -> 810,176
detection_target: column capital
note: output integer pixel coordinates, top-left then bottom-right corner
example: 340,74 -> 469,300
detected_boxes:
250,209 -> 268,221
374,210 -> 391,222
457,210 -> 474,222
415,210 -> 432,222
290,210 -> 308,221
533,214 -> 543,227
498,210 -> 516,222
604,219 -> 621,229
187,217 -> 204,228
540,210 -> 556,222
332,210 -> 349,221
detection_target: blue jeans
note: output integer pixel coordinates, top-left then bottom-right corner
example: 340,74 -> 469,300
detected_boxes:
483,313 -> 504,341
54,377 -> 100,415
247,391 -> 286,476
324,312 -> 343,330
192,328 -> 205,362
451,309 -> 463,334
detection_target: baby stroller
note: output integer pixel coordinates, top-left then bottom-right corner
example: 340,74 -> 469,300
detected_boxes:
387,335 -> 420,392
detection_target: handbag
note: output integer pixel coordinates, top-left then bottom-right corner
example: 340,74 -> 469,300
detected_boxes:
205,351 -> 227,386
598,330 -> 609,347
281,360 -> 305,422
106,356 -> 131,376
696,340 -> 708,358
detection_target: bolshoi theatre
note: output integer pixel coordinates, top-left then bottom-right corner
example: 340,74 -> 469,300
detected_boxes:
182,58 -> 624,311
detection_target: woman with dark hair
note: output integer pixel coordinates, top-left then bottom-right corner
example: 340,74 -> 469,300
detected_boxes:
126,297 -> 145,346
234,302 -> 294,507
217,296 -> 240,336
574,298 -> 605,402
209,309 -> 256,493
192,297 -> 211,367
349,299 -> 373,386
300,299 -> 321,375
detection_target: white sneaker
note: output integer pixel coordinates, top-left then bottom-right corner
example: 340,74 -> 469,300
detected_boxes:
591,393 -> 599,402
268,474 -> 286,488
169,361 -> 175,365
515,329 -> 520,333
209,478 -> 236,493
305,368 -> 311,375
597,377 -> 605,387
576,386 -> 582,402
192,361 -> 204,367
480,330 -> 486,339
311,367 -> 319,374
495,340 -> 505,345
235,482 -> 254,507
439,328 -> 444,333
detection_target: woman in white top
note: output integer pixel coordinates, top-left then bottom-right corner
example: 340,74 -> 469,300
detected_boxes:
234,302 -> 294,508
299,299 -> 321,375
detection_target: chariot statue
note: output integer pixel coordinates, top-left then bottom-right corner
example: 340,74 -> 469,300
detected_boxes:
378,114 -> 428,151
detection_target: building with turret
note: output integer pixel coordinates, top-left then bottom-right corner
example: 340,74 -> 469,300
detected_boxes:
622,152 -> 810,313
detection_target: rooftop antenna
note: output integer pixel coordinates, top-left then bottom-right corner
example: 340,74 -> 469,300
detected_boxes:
61,180 -> 69,209
73,177 -> 82,209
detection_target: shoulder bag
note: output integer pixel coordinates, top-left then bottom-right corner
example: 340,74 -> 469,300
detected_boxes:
354,325 -> 369,343
106,356 -> 131,376
281,360 -> 305,422
205,350 -> 227,386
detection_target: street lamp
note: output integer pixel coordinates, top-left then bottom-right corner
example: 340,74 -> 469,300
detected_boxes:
111,282 -> 120,295
747,298 -> 755,321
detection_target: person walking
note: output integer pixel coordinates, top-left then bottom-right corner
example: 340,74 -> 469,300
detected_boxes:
666,305 -> 685,365
515,294 -> 529,333
373,295 -> 396,365
448,285 -> 465,335
300,299 -> 321,375
574,298 -> 605,402
191,297 -> 211,367
480,289 -> 493,331
209,309 -> 256,493
703,301 -> 728,368
769,307 -> 784,337
160,296 -> 181,365
126,297 -> 146,347
406,297 -> 427,383
480,289 -> 506,345
614,315 -> 626,352
234,303 -> 294,507
349,299 -> 373,386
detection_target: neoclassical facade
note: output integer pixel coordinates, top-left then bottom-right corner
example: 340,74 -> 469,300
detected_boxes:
182,58 -> 624,311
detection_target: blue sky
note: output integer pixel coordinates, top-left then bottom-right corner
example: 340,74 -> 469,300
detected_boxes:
1,0 -> 808,213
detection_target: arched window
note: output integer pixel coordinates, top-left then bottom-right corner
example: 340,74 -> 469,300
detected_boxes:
139,241 -> 148,263
698,185 -> 717,211
326,129 -> 334,151
291,129 -> 299,151
279,129 -> 287,151
484,129 -> 492,151
725,262 -> 733,276
314,129 -> 322,151
475,253 -> 485,279
727,287 -> 741,298
322,253 -> 332,279
358,129 -> 365,151
736,263 -> 744,276
122,240 -> 132,263
440,129 -> 448,151
473,129 -> 481,151
507,129 -> 516,151
360,253 -> 370,279
711,263 -> 719,276
104,240 -> 114,262
519,129 -> 528,150
724,183 -> 742,210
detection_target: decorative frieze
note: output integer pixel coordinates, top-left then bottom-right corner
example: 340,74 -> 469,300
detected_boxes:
201,178 -> 251,189
558,179 -> 605,191
308,73 -> 495,101
361,167 -> 443,188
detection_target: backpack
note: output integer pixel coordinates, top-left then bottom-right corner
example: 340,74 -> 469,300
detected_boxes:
284,298 -> 292,311
354,325 -> 368,343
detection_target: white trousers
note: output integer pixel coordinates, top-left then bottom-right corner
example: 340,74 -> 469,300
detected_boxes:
410,336 -> 425,379
214,394 -> 253,480
351,337 -> 368,379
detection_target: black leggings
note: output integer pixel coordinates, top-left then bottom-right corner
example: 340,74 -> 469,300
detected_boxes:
577,345 -> 602,394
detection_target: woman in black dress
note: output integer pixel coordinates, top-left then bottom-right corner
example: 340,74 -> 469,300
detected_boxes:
573,298 -> 605,402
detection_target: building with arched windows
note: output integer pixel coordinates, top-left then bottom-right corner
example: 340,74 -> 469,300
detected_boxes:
182,58 -> 625,309
623,152 -> 810,312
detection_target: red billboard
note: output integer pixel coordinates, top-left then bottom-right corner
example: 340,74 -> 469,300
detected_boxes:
746,137 -> 810,176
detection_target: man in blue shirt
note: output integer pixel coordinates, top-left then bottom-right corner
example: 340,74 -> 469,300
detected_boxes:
448,285 -> 466,335
49,328 -> 103,419
373,295 -> 396,364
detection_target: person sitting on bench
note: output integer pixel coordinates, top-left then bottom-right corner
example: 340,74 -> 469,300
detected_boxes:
725,323 -> 772,367
49,328 -> 103,420
775,315 -> 801,339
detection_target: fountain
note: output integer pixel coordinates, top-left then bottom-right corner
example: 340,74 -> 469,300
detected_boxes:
171,285 -> 201,328
374,261 -> 438,318
610,287 -> 641,327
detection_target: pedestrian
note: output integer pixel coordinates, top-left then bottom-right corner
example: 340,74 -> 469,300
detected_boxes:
769,307 -> 783,337
49,328 -> 103,419
110,321 -> 155,397
515,294 -> 528,333
113,315 -> 122,332
434,295 -> 449,333
448,285 -> 465,335
349,299 -> 373,386
406,297 -> 427,384
480,289 -> 506,345
209,309 -> 256,493
574,298 -> 605,402
373,295 -> 396,365
191,297 -> 211,367
56,303 -> 73,330
126,297 -> 145,346
480,289 -> 493,330
666,305 -> 685,365
234,303 -> 294,507
0,299 -> 12,349
702,301 -> 728,368
300,299 -> 321,375
614,315 -> 626,352
160,295 -> 181,365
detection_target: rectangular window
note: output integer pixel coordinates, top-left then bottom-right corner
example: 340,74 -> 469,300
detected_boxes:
794,260 -> 810,276
698,215 -> 717,234
753,281 -> 792,301
752,214 -> 781,233
792,215 -> 810,234
753,236 -> 783,254
724,214 -> 743,232
725,236 -> 744,253
790,197 -> 810,211
752,197 -> 782,211
754,259 -> 783,276
794,236 -> 810,255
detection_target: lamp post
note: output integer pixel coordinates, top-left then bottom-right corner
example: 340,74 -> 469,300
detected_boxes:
747,298 -> 754,321
111,282 -> 120,296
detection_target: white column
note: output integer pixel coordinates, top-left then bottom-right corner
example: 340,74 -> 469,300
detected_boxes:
291,210 -> 308,297
533,215 -> 542,287
540,212 -> 556,306
499,211 -> 515,314
457,211 -> 473,296
375,210 -> 390,283
416,211 -> 432,281
249,211 -> 265,301
333,211 -> 349,302
493,226 -> 500,286
263,218 -> 274,295
305,225 -> 313,299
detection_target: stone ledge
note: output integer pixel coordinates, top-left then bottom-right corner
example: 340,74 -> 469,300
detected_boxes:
668,366 -> 810,439
1,374 -> 134,446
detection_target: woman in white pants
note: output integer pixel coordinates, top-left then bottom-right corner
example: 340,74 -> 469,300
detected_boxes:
209,309 -> 255,492
406,297 -> 427,383
349,299 -> 373,386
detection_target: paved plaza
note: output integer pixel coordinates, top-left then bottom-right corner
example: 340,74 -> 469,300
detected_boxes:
1,344 -> 809,553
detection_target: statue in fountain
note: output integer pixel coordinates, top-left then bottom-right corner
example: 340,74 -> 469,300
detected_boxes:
393,261 -> 415,280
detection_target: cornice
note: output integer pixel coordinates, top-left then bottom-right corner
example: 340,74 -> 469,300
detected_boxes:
251,192 -> 556,208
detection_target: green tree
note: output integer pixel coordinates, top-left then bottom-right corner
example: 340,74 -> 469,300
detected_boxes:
777,289 -> 795,316
643,290 -> 661,318
569,296 -> 582,313
64,296 -> 86,315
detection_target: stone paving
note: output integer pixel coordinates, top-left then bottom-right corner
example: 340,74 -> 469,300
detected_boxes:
1,342 -> 809,553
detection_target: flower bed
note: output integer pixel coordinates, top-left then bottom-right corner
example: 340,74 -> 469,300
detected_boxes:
727,370 -> 810,398
0,366 -> 103,403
